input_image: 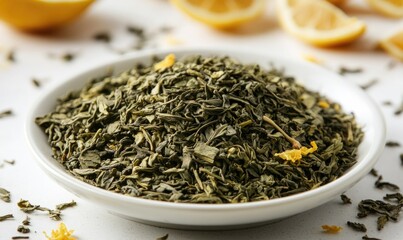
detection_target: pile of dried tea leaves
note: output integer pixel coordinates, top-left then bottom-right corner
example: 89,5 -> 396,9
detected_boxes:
36,55 -> 363,203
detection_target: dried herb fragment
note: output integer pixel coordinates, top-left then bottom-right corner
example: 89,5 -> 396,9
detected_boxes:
93,32 -> 111,43
341,194 -> 352,204
347,221 -> 366,232
0,109 -> 12,119
4,159 -> 15,165
22,216 -> 30,225
383,193 -> 403,204
0,187 -> 11,202
17,225 -> 30,233
360,79 -> 378,90
127,25 -> 144,36
0,214 -> 13,221
395,99 -> 403,116
32,78 -> 41,88
12,236 -> 29,239
362,235 -> 381,240
7,49 -> 15,62
17,199 -> 61,220
387,60 -> 397,70
400,153 -> 403,165
357,196 -> 402,230
322,225 -> 342,233
339,66 -> 363,75
385,141 -> 400,147
370,168 -> 378,177
55,200 -> 76,210
375,176 -> 400,191
156,234 -> 169,240
382,101 -> 392,106
62,53 -> 76,62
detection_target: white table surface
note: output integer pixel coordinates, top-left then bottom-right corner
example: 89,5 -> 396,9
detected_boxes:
1,0 -> 403,239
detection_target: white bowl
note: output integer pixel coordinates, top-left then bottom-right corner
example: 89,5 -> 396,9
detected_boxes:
26,48 -> 386,229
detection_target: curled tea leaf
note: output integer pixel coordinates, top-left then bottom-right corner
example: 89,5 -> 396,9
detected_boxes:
0,187 -> 11,202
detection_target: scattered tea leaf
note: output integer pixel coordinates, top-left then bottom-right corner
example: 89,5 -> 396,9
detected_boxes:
383,193 -> 403,204
362,235 -> 381,240
0,214 -> 13,221
347,221 -> 367,232
93,32 -> 111,43
127,25 -> 144,36
156,234 -> 169,240
17,199 -> 62,220
32,78 -> 41,88
22,216 -> 30,225
4,159 -> 15,165
0,109 -> 12,119
360,79 -> 378,90
322,225 -> 342,233
387,60 -> 397,70
159,26 -> 173,33
385,141 -> 400,147
357,195 -> 402,230
55,200 -> 76,210
17,225 -> 30,233
339,66 -> 363,75
12,236 -> 29,239
395,99 -> 403,116
7,49 -> 15,62
370,168 -> 378,177
375,176 -> 400,191
341,194 -> 352,204
61,53 -> 76,62
382,101 -> 392,106
400,153 -> 403,165
0,187 -> 11,202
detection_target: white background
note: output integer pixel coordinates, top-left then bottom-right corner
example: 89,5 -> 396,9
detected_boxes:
1,0 -> 403,239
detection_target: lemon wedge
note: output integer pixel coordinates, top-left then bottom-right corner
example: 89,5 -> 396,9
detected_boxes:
276,0 -> 366,47
170,0 -> 265,29
326,0 -> 348,6
0,0 -> 94,31
379,30 -> 403,61
365,0 -> 403,18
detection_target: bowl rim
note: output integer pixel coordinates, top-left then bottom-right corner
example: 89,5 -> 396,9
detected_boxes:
25,47 -> 386,211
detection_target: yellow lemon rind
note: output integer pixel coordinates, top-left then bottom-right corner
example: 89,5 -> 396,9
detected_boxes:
170,0 -> 265,29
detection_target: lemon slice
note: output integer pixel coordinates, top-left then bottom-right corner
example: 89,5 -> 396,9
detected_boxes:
365,0 -> 403,18
170,0 -> 265,29
379,30 -> 403,61
0,0 -> 94,31
276,0 -> 366,47
326,0 -> 348,6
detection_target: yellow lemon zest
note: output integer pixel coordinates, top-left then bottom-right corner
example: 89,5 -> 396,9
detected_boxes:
302,53 -> 323,64
154,54 -> 176,71
322,225 -> 343,233
318,100 -> 330,108
275,141 -> 318,162
44,223 -> 76,240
